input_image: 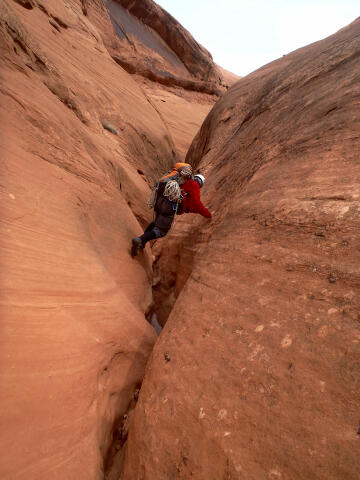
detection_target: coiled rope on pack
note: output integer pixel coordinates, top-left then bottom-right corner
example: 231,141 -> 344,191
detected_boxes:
147,179 -> 182,210
163,180 -> 182,202
147,168 -> 190,209
179,165 -> 192,178
146,166 -> 191,239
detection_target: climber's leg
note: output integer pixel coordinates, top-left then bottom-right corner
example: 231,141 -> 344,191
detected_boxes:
131,220 -> 170,257
144,221 -> 155,233
139,229 -> 157,246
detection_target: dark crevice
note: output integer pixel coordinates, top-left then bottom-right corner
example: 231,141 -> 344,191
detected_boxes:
81,0 -> 87,16
305,195 -> 347,201
12,0 -> 34,9
150,223 -> 208,328
13,37 -> 28,55
51,15 -> 69,29
104,385 -> 142,480
37,3 -> 49,15
324,106 -> 338,116
49,18 -> 61,32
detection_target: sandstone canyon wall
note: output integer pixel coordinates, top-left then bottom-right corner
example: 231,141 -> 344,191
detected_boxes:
104,0 -> 224,92
122,19 -> 360,480
0,1 -> 225,479
98,0 -> 230,160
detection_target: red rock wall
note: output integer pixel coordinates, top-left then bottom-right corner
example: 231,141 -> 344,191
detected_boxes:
122,19 -> 360,480
0,0 -> 216,478
108,0 -> 222,86
95,0 -> 227,95
86,0 -> 218,160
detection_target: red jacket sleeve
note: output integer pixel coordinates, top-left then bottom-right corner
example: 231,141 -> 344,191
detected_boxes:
184,180 -> 212,218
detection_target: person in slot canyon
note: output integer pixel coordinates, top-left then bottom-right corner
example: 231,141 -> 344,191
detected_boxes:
177,173 -> 212,218
131,163 -> 211,257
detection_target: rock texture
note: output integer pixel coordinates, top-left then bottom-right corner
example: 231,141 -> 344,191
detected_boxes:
218,65 -> 241,86
138,77 -> 217,161
122,19 -> 360,480
104,0 -> 225,94
0,0 -> 219,478
85,0 -> 220,160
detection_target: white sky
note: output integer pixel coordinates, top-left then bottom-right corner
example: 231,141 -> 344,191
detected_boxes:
156,0 -> 359,76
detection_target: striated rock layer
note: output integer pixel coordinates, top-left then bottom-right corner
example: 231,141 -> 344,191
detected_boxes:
122,19 -> 360,480
0,0 -> 218,478
85,0 -> 220,160
104,0 -> 224,94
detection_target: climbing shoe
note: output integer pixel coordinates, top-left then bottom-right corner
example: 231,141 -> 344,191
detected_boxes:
131,237 -> 143,257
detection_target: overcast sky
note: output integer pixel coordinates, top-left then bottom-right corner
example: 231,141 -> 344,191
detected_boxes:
156,0 -> 359,76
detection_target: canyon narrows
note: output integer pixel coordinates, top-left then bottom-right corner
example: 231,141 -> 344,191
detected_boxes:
0,1 -> 359,480
122,17 -> 360,480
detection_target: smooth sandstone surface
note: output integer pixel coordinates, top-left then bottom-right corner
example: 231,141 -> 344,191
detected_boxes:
139,78 -> 216,161
122,19 -> 360,480
0,0 -> 216,478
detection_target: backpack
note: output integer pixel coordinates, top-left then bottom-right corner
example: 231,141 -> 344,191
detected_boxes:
147,163 -> 192,208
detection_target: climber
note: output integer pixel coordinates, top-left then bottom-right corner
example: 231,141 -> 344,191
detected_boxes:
177,173 -> 212,218
131,163 -> 192,257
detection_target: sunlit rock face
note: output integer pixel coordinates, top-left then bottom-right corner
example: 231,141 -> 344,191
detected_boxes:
86,0 -> 224,162
100,0 -> 235,160
0,0 -> 222,478
104,0 -> 224,91
122,18 -> 360,480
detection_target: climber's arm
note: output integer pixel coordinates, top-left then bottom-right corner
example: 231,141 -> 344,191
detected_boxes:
188,182 -> 212,218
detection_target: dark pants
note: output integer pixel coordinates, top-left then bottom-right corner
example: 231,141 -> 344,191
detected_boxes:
139,218 -> 171,247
